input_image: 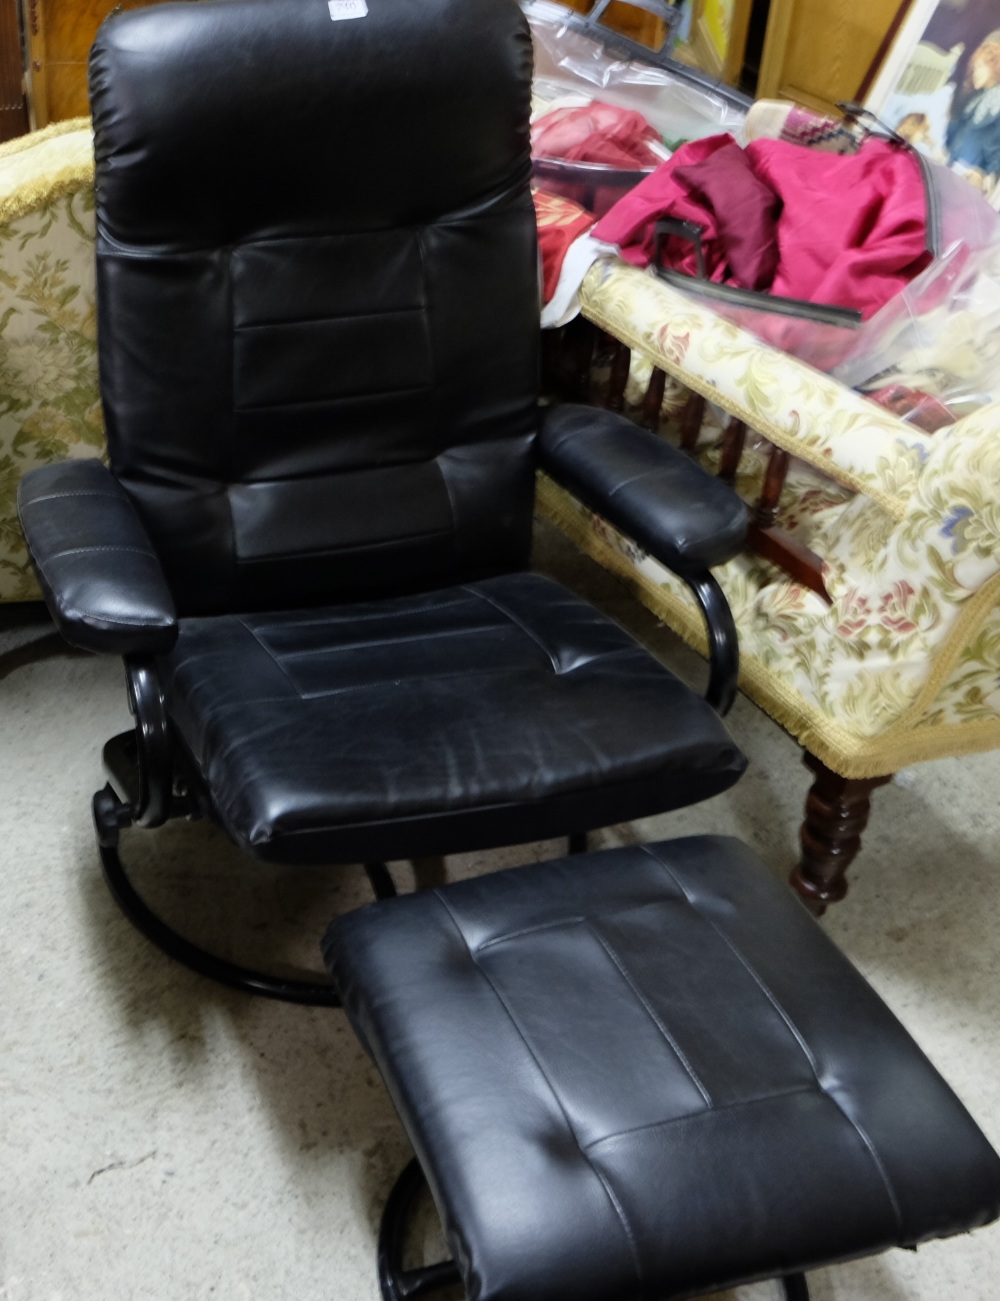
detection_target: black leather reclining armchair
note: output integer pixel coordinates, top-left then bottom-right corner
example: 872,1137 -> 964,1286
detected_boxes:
18,0 -> 749,1003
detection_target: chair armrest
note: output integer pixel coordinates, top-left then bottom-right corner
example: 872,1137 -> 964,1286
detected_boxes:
17,459 -> 178,655
539,404 -> 748,576
539,404 -> 748,714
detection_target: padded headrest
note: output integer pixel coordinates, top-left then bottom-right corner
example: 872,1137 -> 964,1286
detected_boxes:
89,0 -> 534,247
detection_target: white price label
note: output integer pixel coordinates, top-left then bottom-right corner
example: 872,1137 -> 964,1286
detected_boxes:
328,0 -> 368,19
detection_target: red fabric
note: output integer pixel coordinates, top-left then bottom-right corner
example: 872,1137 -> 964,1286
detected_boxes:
592,134 -> 734,275
672,141 -> 782,290
532,188 -> 595,303
865,385 -> 957,432
531,102 -> 663,170
592,134 -> 932,319
750,138 -> 930,317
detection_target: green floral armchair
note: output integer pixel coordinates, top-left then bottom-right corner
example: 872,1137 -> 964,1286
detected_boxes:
4,122 -> 999,911
0,120 -> 101,602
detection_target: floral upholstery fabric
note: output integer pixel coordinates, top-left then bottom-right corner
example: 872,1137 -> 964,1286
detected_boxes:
0,120 -> 99,602
538,265 -> 1000,778
3,123 -> 999,783
580,259 -> 939,520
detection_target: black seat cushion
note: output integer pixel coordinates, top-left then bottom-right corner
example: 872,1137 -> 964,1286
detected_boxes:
160,574 -> 745,864
324,836 -> 1000,1301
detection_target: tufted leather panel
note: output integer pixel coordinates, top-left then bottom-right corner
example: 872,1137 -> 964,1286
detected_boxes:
325,836 -> 1000,1300
88,0 -> 539,616
160,574 -> 746,863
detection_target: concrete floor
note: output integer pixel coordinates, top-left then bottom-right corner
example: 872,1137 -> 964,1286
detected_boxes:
2,520 -> 1000,1300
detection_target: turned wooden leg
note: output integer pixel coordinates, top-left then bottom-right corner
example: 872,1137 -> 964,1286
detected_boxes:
717,418 -> 747,484
573,321 -> 597,400
606,337 -> 631,412
790,753 -> 892,915
753,443 -> 790,529
641,367 -> 666,431
679,390 -> 705,453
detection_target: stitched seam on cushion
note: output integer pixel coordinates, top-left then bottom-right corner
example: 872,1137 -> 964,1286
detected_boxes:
561,645 -> 646,675
475,915 -> 587,952
641,844 -> 906,1235
415,225 -> 436,391
234,380 -> 431,414
582,1085 -> 818,1153
640,846 -> 821,1072
460,584 -> 561,674
277,621 -> 507,660
240,597 -> 471,634
543,424 -> 574,453
234,306 -> 425,330
235,527 -> 454,563
431,890 -> 648,1297
234,616 -> 303,696
61,612 -> 167,628
586,920 -> 713,1107
835,1117 -> 905,1236
195,660 -> 548,705
605,468 -> 665,500
21,491 -> 122,505
43,545 -> 158,559
435,454 -> 460,572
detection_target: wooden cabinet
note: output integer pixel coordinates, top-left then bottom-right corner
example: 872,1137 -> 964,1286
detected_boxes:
23,0 -> 181,127
19,0 -> 906,131
562,0 -> 753,87
0,0 -> 27,139
756,0 -> 904,115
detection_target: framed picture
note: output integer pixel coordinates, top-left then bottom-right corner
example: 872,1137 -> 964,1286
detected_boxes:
864,0 -> 1000,209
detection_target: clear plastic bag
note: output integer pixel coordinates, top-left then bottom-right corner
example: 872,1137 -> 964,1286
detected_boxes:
526,0 -> 748,214
832,234 -> 1000,422
655,149 -> 1000,383
526,0 -> 748,141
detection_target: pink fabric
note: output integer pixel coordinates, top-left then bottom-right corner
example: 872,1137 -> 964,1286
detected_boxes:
593,134 -> 735,275
750,138 -> 930,317
672,142 -> 782,290
531,102 -> 663,170
592,134 -> 932,318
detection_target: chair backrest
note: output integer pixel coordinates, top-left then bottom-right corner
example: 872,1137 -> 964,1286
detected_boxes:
89,0 -> 539,616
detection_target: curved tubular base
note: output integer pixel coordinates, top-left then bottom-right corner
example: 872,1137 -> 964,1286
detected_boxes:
378,1159 -> 462,1301
94,790 -> 342,1006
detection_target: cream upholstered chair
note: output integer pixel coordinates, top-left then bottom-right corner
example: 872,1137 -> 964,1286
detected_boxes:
0,119 -> 99,603
540,258 -> 1000,910
4,123 -> 1000,914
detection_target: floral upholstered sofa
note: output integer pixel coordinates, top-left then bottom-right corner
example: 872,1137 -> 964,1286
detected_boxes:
3,120 -> 1000,909
539,258 -> 1000,907
0,119 -> 99,602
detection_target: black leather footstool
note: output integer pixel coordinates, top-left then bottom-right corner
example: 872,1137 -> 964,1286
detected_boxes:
323,837 -> 1000,1300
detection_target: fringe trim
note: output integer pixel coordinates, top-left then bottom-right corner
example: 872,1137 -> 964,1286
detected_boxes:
0,117 -> 92,160
0,120 -> 95,226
